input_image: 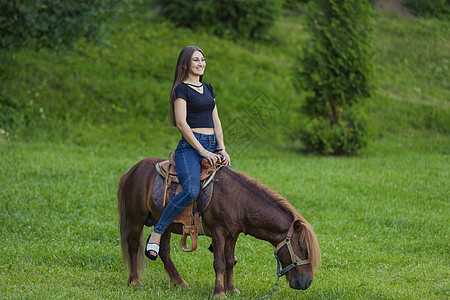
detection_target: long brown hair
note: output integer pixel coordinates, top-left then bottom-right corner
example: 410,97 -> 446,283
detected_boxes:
169,45 -> 205,126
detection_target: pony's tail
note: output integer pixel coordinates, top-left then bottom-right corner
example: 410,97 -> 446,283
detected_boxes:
118,170 -> 146,277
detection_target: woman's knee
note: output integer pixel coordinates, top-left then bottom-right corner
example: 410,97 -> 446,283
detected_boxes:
184,186 -> 200,202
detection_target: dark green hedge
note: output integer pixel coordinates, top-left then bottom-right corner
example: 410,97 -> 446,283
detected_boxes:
284,0 -> 310,10
159,0 -> 283,40
0,0 -> 133,49
405,0 -> 450,19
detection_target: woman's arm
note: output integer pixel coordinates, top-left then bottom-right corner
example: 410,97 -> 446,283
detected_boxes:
212,106 -> 231,166
174,98 -> 221,165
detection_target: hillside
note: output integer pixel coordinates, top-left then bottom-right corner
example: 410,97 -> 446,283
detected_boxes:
376,0 -> 413,17
1,4 -> 449,154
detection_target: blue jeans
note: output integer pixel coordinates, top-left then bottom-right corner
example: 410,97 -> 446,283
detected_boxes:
154,132 -> 217,234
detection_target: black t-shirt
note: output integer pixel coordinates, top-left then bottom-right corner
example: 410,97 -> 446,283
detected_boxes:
174,82 -> 216,128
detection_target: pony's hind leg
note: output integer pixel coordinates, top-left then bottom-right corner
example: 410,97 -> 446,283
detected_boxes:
128,224 -> 145,287
159,231 -> 189,287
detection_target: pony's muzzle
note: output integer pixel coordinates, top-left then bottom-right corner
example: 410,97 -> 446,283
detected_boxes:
289,276 -> 313,290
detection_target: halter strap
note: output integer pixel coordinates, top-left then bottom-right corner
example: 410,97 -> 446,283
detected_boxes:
274,221 -> 310,277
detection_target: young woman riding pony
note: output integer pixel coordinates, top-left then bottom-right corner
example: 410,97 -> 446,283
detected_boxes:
145,46 -> 231,260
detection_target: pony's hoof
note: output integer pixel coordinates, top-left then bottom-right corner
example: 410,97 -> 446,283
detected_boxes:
170,279 -> 189,287
128,279 -> 143,287
231,288 -> 240,295
213,291 -> 226,299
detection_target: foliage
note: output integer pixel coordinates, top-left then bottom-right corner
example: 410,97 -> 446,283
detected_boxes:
405,0 -> 450,19
0,0 -> 134,49
158,0 -> 283,40
283,0 -> 310,10
297,0 -> 374,155
299,108 -> 369,155
0,91 -> 36,132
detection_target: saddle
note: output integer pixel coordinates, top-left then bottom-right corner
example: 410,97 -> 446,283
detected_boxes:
155,152 -> 223,252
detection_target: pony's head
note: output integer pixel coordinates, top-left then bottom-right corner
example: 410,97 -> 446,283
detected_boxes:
219,168 -> 321,290
276,217 -> 321,290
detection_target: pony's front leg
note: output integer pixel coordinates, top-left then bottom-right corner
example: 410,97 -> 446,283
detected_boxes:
224,237 -> 240,295
211,233 -> 227,298
159,231 -> 189,287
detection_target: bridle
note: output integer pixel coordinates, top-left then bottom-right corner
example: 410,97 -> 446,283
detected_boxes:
257,221 -> 312,299
274,221 -> 310,277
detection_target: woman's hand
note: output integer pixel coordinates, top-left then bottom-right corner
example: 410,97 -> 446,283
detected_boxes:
200,149 -> 222,166
218,149 -> 231,166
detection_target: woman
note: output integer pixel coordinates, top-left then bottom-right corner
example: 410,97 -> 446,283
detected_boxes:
145,46 -> 231,260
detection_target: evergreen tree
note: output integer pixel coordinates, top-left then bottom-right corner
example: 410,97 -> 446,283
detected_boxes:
298,0 -> 373,155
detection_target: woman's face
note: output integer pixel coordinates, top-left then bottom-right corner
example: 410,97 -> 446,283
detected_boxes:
189,50 -> 205,77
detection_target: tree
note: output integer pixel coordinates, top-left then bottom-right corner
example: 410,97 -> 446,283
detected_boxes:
297,0 -> 373,155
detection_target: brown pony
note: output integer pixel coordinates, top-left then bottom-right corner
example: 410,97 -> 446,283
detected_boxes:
118,157 -> 320,298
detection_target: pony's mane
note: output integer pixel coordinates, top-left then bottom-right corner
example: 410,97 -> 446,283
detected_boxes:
223,168 -> 300,219
223,167 -> 321,269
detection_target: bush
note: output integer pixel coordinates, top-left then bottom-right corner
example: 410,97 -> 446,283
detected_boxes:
0,0 -> 133,49
284,0 -> 310,10
405,0 -> 450,19
0,91 -> 36,133
159,0 -> 283,40
297,0 -> 373,155
299,108 -> 369,155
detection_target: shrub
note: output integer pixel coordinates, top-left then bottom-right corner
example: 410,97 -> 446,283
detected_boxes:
159,0 -> 283,40
299,108 -> 369,155
284,0 -> 310,10
0,91 -> 35,133
0,0 -> 133,49
297,0 -> 373,155
405,0 -> 450,19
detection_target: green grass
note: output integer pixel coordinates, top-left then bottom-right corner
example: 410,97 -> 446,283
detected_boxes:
1,5 -> 449,300
0,141 -> 448,299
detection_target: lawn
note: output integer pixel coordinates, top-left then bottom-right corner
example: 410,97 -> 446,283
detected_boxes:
0,139 -> 448,299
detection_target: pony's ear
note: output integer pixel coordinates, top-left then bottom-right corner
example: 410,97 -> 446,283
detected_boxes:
294,219 -> 302,231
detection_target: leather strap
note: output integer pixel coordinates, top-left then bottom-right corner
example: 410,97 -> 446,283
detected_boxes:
274,221 -> 310,277
163,163 -> 172,207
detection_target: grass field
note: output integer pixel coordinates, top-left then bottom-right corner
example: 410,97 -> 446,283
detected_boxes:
1,139 -> 448,299
1,3 -> 449,300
